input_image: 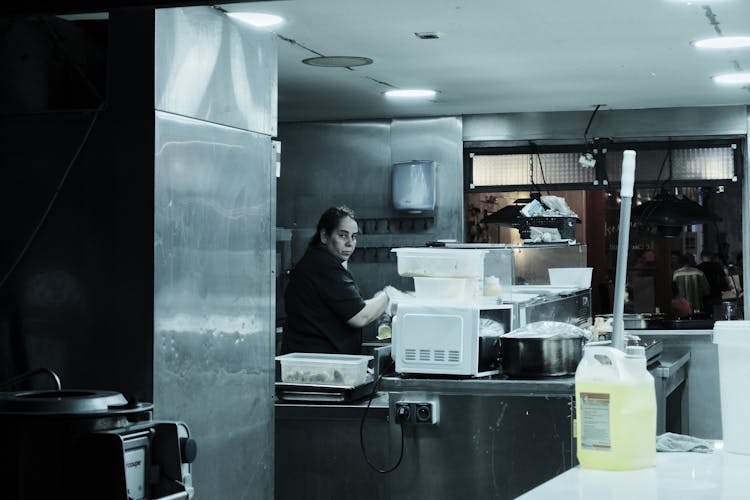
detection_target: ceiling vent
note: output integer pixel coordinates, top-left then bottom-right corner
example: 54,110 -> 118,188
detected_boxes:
302,56 -> 373,68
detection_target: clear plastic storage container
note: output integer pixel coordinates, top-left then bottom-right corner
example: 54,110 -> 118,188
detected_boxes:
548,267 -> 593,288
392,248 -> 487,278
713,320 -> 750,455
413,277 -> 475,301
275,353 -> 373,387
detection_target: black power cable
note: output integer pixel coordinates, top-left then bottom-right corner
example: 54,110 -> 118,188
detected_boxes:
535,152 -> 550,195
0,16 -> 107,293
583,104 -> 601,147
359,361 -> 406,474
528,150 -> 543,195
0,101 -> 104,293
581,105 -> 603,182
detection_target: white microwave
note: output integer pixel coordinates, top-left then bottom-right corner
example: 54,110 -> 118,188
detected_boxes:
392,301 -> 512,376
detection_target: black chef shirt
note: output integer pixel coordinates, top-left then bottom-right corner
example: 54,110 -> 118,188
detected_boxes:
281,246 -> 367,355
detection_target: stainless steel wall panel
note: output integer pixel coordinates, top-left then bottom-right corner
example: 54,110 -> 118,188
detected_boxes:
464,106 -> 748,144
276,120 -> 392,228
155,6 -> 277,136
154,110 -> 274,499
275,118 -> 464,307
745,106 -> 750,320
391,117 -> 463,242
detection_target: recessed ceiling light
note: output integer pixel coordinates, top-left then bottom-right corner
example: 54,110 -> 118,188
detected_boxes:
713,72 -> 750,84
226,12 -> 285,28
693,36 -> 750,49
302,56 -> 373,68
384,89 -> 437,98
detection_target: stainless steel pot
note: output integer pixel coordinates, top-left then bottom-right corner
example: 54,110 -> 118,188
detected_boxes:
500,336 -> 585,377
596,313 -> 666,330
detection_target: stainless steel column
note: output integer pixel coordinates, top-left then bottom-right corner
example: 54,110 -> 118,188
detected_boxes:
154,7 -> 277,498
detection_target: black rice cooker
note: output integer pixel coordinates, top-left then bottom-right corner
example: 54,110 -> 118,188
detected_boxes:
0,389 -> 197,500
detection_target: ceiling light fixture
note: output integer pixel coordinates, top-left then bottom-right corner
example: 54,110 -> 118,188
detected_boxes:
226,12 -> 285,28
713,72 -> 750,84
384,89 -> 437,98
693,36 -> 750,49
632,191 -> 721,238
302,56 -> 373,68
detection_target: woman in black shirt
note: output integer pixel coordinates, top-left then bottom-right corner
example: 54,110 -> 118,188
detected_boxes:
281,206 -> 389,354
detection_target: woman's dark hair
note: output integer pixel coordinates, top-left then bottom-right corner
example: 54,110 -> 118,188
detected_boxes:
309,206 -> 356,248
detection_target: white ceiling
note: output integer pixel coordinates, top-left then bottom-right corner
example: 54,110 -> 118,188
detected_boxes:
220,0 -> 750,123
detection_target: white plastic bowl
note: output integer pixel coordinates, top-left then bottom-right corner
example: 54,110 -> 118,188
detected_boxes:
548,267 -> 593,288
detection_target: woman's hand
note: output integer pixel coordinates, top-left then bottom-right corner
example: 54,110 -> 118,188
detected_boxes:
347,288 -> 390,328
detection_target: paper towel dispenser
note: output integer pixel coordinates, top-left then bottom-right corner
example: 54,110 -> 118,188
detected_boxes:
392,160 -> 436,213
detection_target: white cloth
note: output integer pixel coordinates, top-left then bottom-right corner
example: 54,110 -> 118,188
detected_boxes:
384,285 -> 410,315
656,432 -> 713,453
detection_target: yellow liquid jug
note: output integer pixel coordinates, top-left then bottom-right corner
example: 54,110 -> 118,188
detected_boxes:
575,344 -> 656,470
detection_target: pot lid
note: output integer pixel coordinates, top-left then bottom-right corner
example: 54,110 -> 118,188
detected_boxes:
0,389 -> 153,417
503,320 -> 588,339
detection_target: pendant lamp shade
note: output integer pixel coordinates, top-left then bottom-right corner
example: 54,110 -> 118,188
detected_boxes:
632,192 -> 720,237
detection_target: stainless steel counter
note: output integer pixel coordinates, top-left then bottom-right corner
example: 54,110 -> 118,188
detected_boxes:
637,330 -> 719,438
652,350 -> 691,434
276,376 -> 577,500
519,443 -> 746,500
275,350 -> 690,500
379,374 -> 575,395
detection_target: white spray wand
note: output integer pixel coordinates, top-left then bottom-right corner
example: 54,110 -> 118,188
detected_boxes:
611,150 -> 636,351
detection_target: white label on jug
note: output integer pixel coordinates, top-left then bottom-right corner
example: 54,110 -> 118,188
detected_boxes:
580,392 -> 611,450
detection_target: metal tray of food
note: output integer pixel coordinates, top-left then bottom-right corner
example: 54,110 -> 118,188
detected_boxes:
275,376 -> 375,403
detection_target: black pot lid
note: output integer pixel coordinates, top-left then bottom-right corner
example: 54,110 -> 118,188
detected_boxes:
0,389 -> 153,417
632,193 -> 720,226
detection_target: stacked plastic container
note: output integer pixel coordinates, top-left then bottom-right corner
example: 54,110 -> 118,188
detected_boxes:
713,320 -> 750,454
391,248 -> 487,301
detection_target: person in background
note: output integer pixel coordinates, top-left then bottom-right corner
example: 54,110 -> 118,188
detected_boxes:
737,252 -> 744,291
670,281 -> 693,319
673,253 -> 711,313
669,251 -> 681,274
696,251 -> 729,312
281,206 -> 390,355
624,283 -> 636,314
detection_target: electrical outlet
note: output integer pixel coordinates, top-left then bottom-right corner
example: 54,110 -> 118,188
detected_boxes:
392,401 -> 439,425
415,402 -> 436,424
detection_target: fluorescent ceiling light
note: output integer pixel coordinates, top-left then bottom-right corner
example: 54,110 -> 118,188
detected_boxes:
693,36 -> 750,49
713,72 -> 750,84
385,89 -> 436,98
226,12 -> 285,28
